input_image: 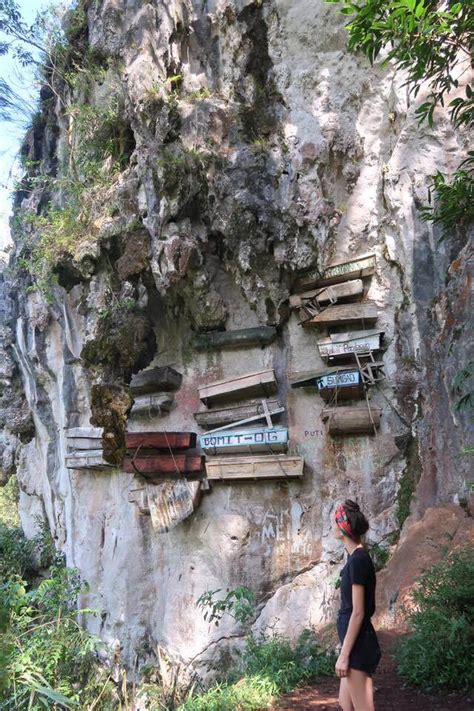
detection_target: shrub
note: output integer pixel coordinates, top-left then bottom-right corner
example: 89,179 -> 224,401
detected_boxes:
396,548 -> 474,691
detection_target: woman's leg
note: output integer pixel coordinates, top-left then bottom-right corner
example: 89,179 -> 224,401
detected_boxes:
346,668 -> 374,711
338,677 -> 354,711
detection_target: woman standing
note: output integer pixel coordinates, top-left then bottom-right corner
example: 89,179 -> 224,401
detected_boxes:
333,500 -> 381,711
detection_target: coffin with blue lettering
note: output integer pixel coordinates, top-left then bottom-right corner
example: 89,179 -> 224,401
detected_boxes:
200,427 -> 288,454
291,367 -> 364,401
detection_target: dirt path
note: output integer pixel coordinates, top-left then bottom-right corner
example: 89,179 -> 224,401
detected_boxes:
271,631 -> 473,710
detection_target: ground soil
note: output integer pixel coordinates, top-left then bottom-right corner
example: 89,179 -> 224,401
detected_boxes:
271,630 -> 473,711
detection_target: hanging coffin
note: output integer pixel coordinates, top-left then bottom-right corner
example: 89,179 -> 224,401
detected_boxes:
130,366 -> 182,395
198,369 -> 277,406
205,455 -> 304,481
122,454 -> 204,477
130,393 -> 174,418
194,399 -> 283,429
146,480 -> 201,533
322,406 -> 382,435
65,426 -> 103,451
295,254 -> 375,291
193,326 -> 277,351
290,279 -> 364,310
302,303 -> 378,328
291,367 -> 364,401
125,431 -> 197,450
317,330 -> 384,361
200,427 -> 288,454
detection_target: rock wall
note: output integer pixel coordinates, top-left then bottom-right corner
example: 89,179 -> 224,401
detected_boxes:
0,0 -> 472,676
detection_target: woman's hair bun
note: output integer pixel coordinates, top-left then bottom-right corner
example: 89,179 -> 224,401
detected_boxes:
344,499 -> 360,512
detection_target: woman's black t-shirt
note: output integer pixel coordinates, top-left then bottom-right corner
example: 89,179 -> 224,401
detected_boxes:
339,547 -> 376,620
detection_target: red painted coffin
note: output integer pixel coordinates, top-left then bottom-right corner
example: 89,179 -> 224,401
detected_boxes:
125,432 -> 197,450
123,454 -> 204,476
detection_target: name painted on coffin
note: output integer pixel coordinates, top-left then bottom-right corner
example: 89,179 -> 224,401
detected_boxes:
200,427 -> 288,449
317,371 -> 360,390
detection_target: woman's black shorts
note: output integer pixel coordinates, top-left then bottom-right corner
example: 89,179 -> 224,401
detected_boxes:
337,614 -> 382,676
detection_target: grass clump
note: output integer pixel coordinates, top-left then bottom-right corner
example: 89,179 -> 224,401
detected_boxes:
396,548 -> 474,692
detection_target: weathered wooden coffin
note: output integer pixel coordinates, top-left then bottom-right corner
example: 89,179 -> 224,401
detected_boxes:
291,367 -> 364,401
200,427 -> 288,454
295,254 -> 376,291
322,406 -> 382,435
205,455 -> 304,481
290,279 -> 364,309
125,431 -> 197,450
317,330 -> 384,361
194,399 -> 283,429
303,302 -> 378,328
65,450 -> 116,470
122,454 -> 204,476
198,369 -> 277,405
65,426 -> 102,451
130,393 -> 174,418
194,326 -> 277,351
146,480 -> 201,533
130,366 -> 182,395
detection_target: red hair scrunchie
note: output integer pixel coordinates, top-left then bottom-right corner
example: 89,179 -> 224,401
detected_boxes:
335,504 -> 354,539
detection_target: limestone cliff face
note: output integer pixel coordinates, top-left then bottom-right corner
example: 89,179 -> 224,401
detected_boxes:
0,0 -> 472,675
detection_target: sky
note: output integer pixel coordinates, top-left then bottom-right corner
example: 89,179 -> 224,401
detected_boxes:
0,0 -> 52,251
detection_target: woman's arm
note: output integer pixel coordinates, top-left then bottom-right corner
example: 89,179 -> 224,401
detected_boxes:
335,583 -> 365,678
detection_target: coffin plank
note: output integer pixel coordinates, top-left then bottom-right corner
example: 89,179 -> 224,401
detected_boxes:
198,369 -> 277,405
65,450 -> 116,470
194,326 -> 277,351
290,279 -> 363,309
194,399 -> 283,429
122,454 -> 204,476
67,436 -> 102,451
146,480 -> 201,533
295,254 -> 375,291
125,431 -> 197,450
291,365 -> 360,388
65,427 -> 103,439
130,366 -> 182,395
200,427 -> 288,454
322,406 -> 382,435
205,455 -> 304,480
303,302 -> 378,328
130,393 -> 174,418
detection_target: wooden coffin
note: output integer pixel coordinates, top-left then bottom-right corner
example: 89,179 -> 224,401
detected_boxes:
130,393 -> 174,418
290,279 -> 364,309
205,455 -> 304,481
198,369 -> 277,405
125,431 -> 197,450
303,302 -> 378,328
194,326 -> 277,351
122,454 -> 204,477
65,426 -> 102,451
317,330 -> 384,361
322,406 -> 382,435
291,367 -> 364,401
200,427 -> 288,454
194,399 -> 283,429
146,480 -> 201,533
295,254 -> 376,291
65,450 -> 116,471
130,366 -> 182,395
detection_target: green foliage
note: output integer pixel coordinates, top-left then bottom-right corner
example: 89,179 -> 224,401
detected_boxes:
0,476 -> 19,527
452,360 -> 474,414
326,0 -> 473,238
326,0 -> 472,127
368,542 -> 390,571
420,153 -> 474,237
196,586 -> 256,628
396,548 -> 474,691
0,525 -> 36,582
185,588 -> 336,710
